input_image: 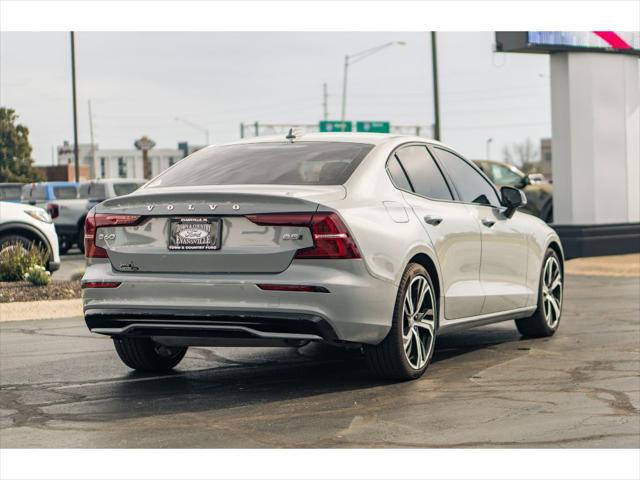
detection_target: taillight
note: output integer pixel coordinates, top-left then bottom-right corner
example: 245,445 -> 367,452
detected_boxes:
84,209 -> 141,259
81,281 -> 122,289
245,211 -> 361,259
46,203 -> 59,219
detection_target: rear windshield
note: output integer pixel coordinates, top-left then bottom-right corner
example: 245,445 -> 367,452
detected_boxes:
147,142 -> 374,188
0,186 -> 22,201
53,185 -> 78,199
113,182 -> 143,197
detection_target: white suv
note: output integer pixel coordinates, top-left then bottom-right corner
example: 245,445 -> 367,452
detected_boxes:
0,201 -> 61,272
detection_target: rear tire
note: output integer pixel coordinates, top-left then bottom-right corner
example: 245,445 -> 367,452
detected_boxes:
113,337 -> 187,372
515,248 -> 563,337
365,263 -> 437,381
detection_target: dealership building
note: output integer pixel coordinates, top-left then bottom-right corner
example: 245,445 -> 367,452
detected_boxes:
497,31 -> 639,258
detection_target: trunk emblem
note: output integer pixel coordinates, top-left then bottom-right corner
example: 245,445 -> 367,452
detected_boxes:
144,203 -> 237,211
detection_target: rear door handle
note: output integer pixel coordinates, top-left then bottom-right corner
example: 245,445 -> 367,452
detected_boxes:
482,218 -> 496,227
424,215 -> 443,226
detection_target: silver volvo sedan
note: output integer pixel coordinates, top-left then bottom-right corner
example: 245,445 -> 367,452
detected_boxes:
82,133 -> 564,380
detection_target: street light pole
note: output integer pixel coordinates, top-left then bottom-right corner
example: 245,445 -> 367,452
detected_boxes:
174,117 -> 210,145
486,138 -> 493,159
340,41 -> 406,132
431,32 -> 441,141
70,32 -> 80,182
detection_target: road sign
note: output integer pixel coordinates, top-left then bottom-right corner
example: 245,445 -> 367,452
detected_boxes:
319,121 -> 352,132
356,121 -> 390,133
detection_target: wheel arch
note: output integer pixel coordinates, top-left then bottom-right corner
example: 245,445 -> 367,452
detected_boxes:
546,239 -> 564,275
406,251 -> 442,330
0,222 -> 52,255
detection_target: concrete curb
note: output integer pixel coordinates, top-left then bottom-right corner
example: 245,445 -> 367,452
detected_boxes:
0,299 -> 83,322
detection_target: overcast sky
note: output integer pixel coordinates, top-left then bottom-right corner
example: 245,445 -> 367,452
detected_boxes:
1,32 -> 551,165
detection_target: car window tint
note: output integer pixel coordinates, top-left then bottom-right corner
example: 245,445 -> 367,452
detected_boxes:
53,186 -> 78,200
386,156 -> 412,191
113,183 -> 142,197
395,145 -> 452,200
434,148 -> 501,207
148,142 -> 374,187
489,163 -> 522,187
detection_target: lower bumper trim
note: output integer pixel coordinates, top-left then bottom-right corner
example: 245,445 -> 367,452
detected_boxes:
84,307 -> 338,341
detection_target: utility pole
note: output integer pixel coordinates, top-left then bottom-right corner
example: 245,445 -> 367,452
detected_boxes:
430,32 -> 441,141
322,83 -> 328,121
88,100 -> 98,178
70,32 -> 80,182
340,56 -> 349,131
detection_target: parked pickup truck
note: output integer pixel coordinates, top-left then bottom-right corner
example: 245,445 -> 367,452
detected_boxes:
47,179 -> 145,253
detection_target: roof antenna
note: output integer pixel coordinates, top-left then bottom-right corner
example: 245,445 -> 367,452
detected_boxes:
285,128 -> 296,143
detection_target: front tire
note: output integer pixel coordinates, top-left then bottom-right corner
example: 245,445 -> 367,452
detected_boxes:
365,263 -> 437,380
113,337 -> 187,372
515,248 -> 563,337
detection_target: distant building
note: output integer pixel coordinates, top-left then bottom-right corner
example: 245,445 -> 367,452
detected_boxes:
36,164 -> 90,182
57,141 -> 188,179
540,138 -> 552,178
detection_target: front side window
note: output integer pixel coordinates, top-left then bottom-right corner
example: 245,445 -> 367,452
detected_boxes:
394,145 -> 453,200
52,185 -> 78,200
434,148 -> 500,207
79,183 -> 90,199
147,142 -> 374,188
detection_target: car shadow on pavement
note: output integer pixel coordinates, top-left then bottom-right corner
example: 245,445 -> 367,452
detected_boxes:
89,325 -> 524,422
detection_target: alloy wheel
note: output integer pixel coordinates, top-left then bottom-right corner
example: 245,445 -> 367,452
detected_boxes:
542,256 -> 562,328
402,275 -> 436,370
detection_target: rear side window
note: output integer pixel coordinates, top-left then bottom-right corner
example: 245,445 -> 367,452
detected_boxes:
386,157 -> 412,191
394,145 -> 453,200
147,142 -> 374,187
434,148 -> 501,207
53,186 -> 78,200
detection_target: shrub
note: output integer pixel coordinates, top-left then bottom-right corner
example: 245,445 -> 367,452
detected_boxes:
0,242 -> 48,281
23,264 -> 52,286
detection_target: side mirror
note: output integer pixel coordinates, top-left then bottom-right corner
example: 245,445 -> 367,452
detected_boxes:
501,186 -> 527,218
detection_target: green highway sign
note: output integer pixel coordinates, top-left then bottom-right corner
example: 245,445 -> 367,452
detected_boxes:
356,121 -> 390,133
319,120 -> 352,132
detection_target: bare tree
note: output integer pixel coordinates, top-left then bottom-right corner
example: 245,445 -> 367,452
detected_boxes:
502,138 -> 540,171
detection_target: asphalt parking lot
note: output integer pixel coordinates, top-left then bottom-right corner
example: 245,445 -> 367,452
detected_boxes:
1,273 -> 638,448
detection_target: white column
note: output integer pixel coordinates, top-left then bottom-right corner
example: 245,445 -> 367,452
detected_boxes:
550,52 -> 640,225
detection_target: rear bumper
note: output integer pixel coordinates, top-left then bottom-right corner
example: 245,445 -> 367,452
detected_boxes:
82,260 -> 397,344
85,307 -> 337,343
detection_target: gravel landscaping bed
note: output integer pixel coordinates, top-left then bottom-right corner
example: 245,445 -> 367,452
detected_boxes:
0,281 -> 82,303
